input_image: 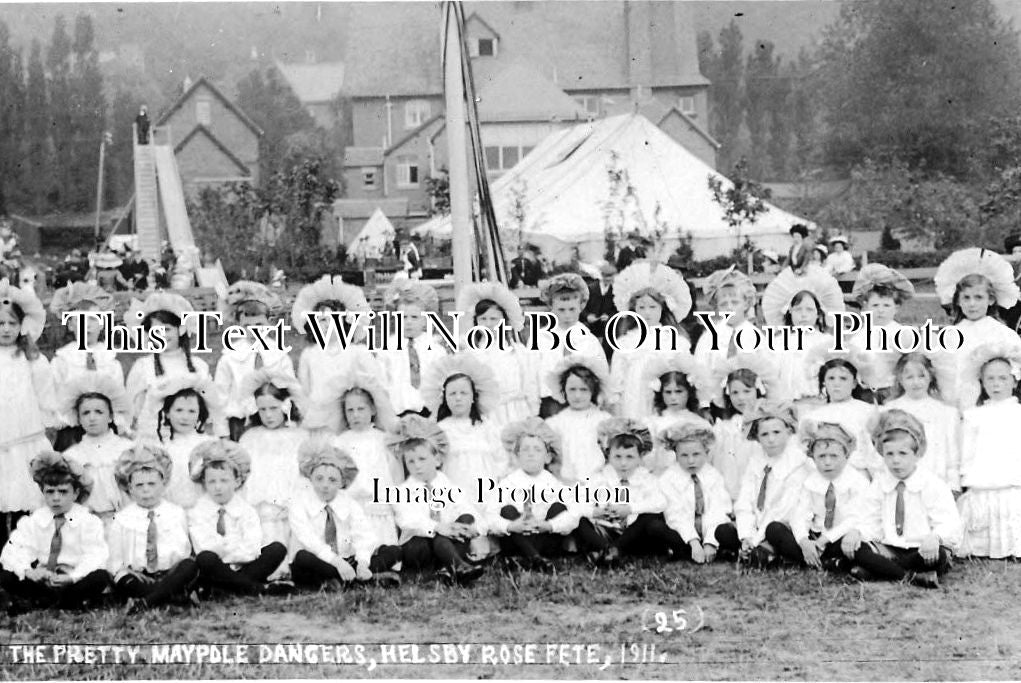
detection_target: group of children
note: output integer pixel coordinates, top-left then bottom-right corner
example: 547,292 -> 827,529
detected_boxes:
0,243 -> 1019,615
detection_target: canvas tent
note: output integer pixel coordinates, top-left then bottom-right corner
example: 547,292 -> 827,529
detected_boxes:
413,113 -> 813,262
349,208 -> 396,260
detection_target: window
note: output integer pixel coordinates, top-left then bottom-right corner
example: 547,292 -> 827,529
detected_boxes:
396,157 -> 420,188
196,99 -> 211,126
477,38 -> 495,56
574,95 -> 600,116
484,145 -> 528,172
405,100 -> 431,129
362,167 -> 378,189
679,95 -> 696,116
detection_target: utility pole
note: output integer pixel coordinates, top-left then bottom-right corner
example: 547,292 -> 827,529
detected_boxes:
94,131 -> 112,243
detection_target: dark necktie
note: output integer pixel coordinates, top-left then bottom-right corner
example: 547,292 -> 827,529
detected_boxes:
824,483 -> 836,530
756,465 -> 772,511
85,351 -> 96,371
145,510 -> 158,571
692,474 -> 705,537
430,507 -> 441,523
726,328 -> 738,358
324,505 -> 338,553
253,352 -> 264,370
522,496 -> 533,521
46,514 -> 66,572
408,342 -> 421,389
895,481 -> 906,536
216,507 -> 227,536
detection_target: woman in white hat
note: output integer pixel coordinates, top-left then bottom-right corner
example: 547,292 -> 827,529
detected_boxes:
825,235 -> 855,276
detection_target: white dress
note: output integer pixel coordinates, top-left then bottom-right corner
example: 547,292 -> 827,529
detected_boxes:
885,395 -> 961,490
298,342 -> 384,431
944,316 -> 1020,409
712,414 -> 762,501
332,427 -> 402,546
438,417 -> 507,493
773,330 -> 829,401
0,347 -> 56,512
125,350 -> 210,438
610,328 -> 691,418
958,397 -> 1021,558
240,425 -> 310,546
645,410 -> 713,475
465,344 -> 539,432
804,399 -> 882,478
846,322 -> 915,391
63,431 -> 132,517
162,432 -> 214,509
546,406 -> 613,484
693,319 -> 760,405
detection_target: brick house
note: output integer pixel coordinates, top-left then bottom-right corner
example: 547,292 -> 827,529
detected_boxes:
154,77 -> 263,196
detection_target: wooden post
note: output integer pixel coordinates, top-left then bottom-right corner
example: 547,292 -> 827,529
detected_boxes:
444,3 -> 473,299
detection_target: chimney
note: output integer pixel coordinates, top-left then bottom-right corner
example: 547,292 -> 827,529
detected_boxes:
625,1 -> 653,105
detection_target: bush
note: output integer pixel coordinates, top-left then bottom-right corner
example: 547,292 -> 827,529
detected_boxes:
864,249 -> 953,269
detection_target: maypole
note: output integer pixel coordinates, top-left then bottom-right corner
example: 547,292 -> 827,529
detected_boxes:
442,2 -> 473,300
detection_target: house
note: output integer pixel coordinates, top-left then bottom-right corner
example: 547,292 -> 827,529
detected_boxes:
154,77 -> 263,195
273,60 -> 346,130
318,1 -> 710,234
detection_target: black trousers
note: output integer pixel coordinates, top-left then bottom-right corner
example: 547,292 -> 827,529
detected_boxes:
0,511 -> 29,550
764,522 -> 844,566
195,542 -> 287,595
499,503 -> 568,559
659,523 -> 734,561
711,522 -> 743,555
538,397 -> 564,419
574,513 -> 676,557
854,542 -> 953,580
0,568 -> 110,610
290,546 -> 403,587
114,559 -> 199,606
401,513 -> 476,571
227,417 -> 247,442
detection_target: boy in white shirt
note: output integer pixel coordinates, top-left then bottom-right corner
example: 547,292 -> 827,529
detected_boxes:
486,417 -> 581,572
108,442 -> 198,610
576,418 -> 671,566
188,441 -> 290,596
214,281 -> 295,440
536,273 -> 608,418
0,452 -> 110,614
658,423 -> 733,564
388,415 -> 484,585
382,281 -> 450,416
842,409 -> 962,588
765,421 -> 868,571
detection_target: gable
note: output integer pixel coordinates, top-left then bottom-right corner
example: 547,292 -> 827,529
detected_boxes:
174,126 -> 251,176
156,76 -> 263,137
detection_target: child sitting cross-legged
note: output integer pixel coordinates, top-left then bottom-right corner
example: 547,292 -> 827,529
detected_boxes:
842,409 -> 963,588
388,415 -> 485,586
0,451 -> 111,615
188,440 -> 292,597
486,417 -> 582,572
657,423 -> 733,564
764,420 -> 868,571
575,418 -> 672,567
288,438 -> 403,591
108,442 -> 199,611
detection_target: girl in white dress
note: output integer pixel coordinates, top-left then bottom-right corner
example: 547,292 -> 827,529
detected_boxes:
934,248 -> 1021,408
608,260 -> 692,418
292,275 -> 383,433
957,341 -> 1021,559
455,281 -> 539,432
60,373 -> 132,525
848,264 -> 916,402
48,282 -> 127,446
802,345 -> 881,479
707,354 -> 780,500
641,353 -> 712,474
884,352 -> 961,492
321,368 -> 402,547
760,265 -> 845,403
693,266 -> 760,392
124,293 -> 210,438
545,354 -> 614,485
238,369 -> 309,548
148,374 -> 221,510
0,281 -> 56,546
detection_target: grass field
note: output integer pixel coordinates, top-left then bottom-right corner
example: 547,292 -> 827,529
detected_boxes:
1,556 -> 1018,680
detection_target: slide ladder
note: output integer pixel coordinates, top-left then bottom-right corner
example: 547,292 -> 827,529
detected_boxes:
132,143 -> 161,262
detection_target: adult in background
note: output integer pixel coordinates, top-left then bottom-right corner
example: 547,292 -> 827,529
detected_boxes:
135,105 -> 151,145
1001,232 -> 1021,334
402,237 -> 423,280
509,244 -> 543,289
118,248 -> 150,291
825,235 -> 856,276
583,261 -> 618,358
615,233 -> 647,272
760,249 -> 781,275
786,224 -> 813,274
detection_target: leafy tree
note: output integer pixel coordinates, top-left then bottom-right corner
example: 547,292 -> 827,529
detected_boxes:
23,39 -> 50,213
47,15 -> 73,206
68,13 -> 105,211
744,41 -> 778,178
788,49 -> 817,174
707,157 -> 771,250
816,0 -> 1021,176
0,20 -> 23,214
698,21 -> 744,170
425,168 -> 450,217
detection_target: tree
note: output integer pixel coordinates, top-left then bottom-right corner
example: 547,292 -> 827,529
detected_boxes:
744,41 -> 778,178
707,157 -> 771,252
788,48 -> 817,174
425,168 -> 450,217
0,20 -> 24,214
23,39 -> 50,213
68,13 -> 106,211
47,15 -> 74,206
816,0 -> 1021,176
698,21 -> 744,170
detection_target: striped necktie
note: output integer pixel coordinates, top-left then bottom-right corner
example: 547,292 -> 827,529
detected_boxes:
408,342 -> 421,389
216,507 -> 227,536
895,481 -> 906,536
145,510 -> 158,571
824,483 -> 836,530
46,514 -> 66,572
324,505 -> 339,553
756,465 -> 772,512
692,474 -> 704,537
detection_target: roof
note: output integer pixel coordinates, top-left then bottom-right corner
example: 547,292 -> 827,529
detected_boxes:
465,12 -> 500,40
638,98 -> 720,149
349,208 -> 397,259
155,76 -> 264,137
274,60 -> 345,103
386,113 -> 445,156
472,61 -> 588,122
333,197 -> 410,219
174,125 -> 252,175
343,147 -> 385,167
11,207 -> 130,230
340,2 -> 707,98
